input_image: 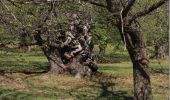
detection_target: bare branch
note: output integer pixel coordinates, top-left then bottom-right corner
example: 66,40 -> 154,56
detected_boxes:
122,0 -> 136,17
129,0 -> 168,24
1,0 -> 18,21
6,0 -> 21,8
0,0 -> 25,27
105,0 -> 114,12
81,0 -> 107,8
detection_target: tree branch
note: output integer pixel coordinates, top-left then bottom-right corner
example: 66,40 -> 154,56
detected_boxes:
6,0 -> 21,8
81,0 -> 107,8
105,0 -> 114,12
0,0 -> 25,27
122,0 -> 136,17
129,0 -> 168,24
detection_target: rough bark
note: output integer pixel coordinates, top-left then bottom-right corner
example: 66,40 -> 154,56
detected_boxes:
48,59 -> 65,73
42,48 -> 65,73
43,47 -> 96,77
130,47 -> 152,100
118,26 -> 152,100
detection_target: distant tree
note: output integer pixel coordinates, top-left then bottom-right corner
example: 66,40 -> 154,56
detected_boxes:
140,4 -> 168,60
93,23 -> 112,62
92,6 -> 121,62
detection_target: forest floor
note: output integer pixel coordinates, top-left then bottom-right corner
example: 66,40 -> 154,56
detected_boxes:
0,48 -> 168,100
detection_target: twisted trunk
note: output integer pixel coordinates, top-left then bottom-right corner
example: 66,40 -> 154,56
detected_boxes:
42,45 -> 97,77
129,47 -> 152,100
33,13 -> 98,77
118,26 -> 152,100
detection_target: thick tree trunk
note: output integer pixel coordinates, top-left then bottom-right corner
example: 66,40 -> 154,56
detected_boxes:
48,59 -> 65,73
42,48 -> 96,77
44,50 -> 66,74
47,55 -> 94,77
118,26 -> 152,100
129,47 -> 152,100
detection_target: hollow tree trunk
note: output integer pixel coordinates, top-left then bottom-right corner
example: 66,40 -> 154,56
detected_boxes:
118,27 -> 152,100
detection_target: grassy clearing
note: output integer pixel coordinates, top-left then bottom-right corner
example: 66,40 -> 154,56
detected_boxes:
0,48 -> 168,100
0,49 -> 48,72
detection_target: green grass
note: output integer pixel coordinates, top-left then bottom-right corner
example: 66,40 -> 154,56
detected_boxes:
0,49 -> 49,72
93,44 -> 131,63
98,62 -> 132,74
0,48 -> 168,100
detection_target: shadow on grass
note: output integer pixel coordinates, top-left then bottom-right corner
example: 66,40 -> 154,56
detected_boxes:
0,87 -> 65,100
112,91 -> 134,100
0,87 -> 133,100
89,73 -> 134,100
0,88 -> 33,100
0,73 -> 134,100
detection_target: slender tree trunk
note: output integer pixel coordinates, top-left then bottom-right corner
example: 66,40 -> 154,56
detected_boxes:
27,46 -> 31,52
155,45 -> 165,60
118,26 -> 152,100
96,45 -> 106,63
99,45 -> 106,57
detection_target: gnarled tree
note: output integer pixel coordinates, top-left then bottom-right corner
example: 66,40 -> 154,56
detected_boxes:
0,0 -> 98,77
